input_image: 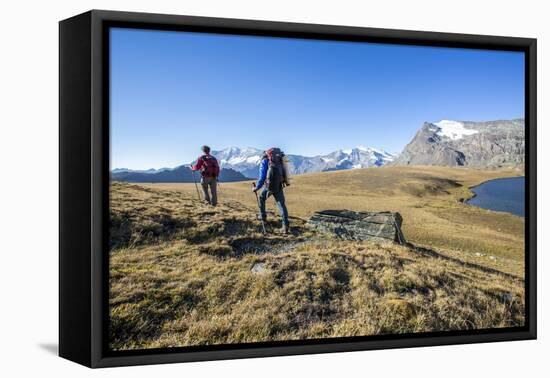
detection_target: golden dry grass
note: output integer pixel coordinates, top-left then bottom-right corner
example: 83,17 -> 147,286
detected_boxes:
148,165 -> 525,277
109,171 -> 525,351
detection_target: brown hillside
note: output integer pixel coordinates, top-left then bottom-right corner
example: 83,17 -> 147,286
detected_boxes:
109,182 -> 524,351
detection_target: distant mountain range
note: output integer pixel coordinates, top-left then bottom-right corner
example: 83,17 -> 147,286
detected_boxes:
213,146 -> 397,178
111,167 -> 171,174
111,118 -> 524,183
392,119 -> 524,167
111,166 -> 247,183
111,146 -> 397,183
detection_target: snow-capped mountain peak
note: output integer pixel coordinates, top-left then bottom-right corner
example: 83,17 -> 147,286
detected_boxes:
211,146 -> 264,178
113,145 -> 396,180
214,147 -> 261,161
172,145 -> 398,179
331,147 -> 396,168
433,120 -> 479,140
392,119 -> 524,167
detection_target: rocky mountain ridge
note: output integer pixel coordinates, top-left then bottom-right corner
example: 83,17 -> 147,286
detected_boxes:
213,146 -> 396,178
392,119 -> 524,167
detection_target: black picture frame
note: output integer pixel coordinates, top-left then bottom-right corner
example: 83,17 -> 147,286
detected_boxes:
59,9 -> 537,368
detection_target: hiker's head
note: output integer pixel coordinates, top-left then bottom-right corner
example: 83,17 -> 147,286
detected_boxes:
201,145 -> 211,154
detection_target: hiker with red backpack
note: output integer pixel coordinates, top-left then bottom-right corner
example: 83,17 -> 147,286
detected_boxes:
191,145 -> 220,206
253,148 -> 290,234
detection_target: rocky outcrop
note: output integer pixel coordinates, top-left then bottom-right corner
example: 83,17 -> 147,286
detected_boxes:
392,119 -> 524,168
307,210 -> 406,244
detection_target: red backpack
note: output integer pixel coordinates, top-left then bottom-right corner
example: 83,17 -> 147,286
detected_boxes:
200,155 -> 220,178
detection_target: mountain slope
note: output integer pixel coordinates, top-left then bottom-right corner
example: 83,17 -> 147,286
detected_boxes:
393,119 -> 524,167
166,164 -> 524,277
109,182 -> 525,350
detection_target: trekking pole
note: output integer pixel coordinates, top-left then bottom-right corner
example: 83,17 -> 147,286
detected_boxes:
252,182 -> 267,234
191,169 -> 201,201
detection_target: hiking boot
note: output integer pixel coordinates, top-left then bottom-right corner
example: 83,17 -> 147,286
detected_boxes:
280,225 -> 290,234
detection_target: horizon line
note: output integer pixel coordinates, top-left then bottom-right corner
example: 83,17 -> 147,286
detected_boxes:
111,144 -> 397,171
111,117 -> 524,171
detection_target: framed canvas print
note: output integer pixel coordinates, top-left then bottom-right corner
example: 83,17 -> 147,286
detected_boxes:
59,10 -> 537,368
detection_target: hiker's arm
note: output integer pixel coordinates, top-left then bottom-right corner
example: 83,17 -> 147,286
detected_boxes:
255,159 -> 268,190
191,157 -> 203,171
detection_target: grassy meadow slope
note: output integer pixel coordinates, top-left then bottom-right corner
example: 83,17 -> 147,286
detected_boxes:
109,169 -> 525,350
149,165 -> 525,277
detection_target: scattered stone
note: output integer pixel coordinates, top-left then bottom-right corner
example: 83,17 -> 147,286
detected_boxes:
489,255 -> 497,261
502,293 -> 514,303
230,236 -> 315,255
307,210 -> 406,244
250,262 -> 266,274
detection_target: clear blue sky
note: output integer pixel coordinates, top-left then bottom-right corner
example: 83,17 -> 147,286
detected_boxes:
110,27 -> 525,170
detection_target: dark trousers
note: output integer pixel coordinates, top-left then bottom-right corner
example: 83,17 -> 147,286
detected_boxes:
259,188 -> 289,226
200,176 -> 217,206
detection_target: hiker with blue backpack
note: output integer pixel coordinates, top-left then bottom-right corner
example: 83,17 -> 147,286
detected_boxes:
253,148 -> 291,234
191,145 -> 220,206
